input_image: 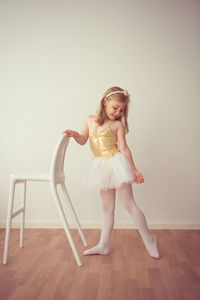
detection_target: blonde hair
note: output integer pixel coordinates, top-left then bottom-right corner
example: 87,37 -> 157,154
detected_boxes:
95,86 -> 131,133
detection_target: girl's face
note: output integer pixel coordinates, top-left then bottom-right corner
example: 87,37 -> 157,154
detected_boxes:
103,98 -> 126,120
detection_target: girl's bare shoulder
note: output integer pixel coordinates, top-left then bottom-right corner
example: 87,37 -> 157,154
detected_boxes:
86,115 -> 97,126
110,120 -> 125,135
111,120 -> 125,129
89,115 -> 97,120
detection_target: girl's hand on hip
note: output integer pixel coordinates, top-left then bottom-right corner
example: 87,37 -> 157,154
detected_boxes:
133,170 -> 144,184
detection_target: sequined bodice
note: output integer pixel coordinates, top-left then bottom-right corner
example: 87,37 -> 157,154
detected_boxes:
89,121 -> 119,158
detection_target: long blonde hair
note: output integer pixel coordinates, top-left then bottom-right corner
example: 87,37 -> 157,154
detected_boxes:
95,86 -> 131,133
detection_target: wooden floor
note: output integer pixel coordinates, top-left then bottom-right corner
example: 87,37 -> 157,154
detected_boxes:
0,228 -> 200,300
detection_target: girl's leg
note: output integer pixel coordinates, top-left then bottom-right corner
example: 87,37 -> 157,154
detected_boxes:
83,188 -> 115,255
117,183 -> 160,258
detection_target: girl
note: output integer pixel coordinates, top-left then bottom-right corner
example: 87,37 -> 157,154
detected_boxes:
62,86 -> 160,259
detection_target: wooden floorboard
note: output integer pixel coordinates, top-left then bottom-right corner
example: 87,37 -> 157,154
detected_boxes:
0,228 -> 200,300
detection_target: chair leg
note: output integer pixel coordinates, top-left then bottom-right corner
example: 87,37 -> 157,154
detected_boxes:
3,179 -> 16,264
20,180 -> 26,248
50,183 -> 83,266
61,183 -> 88,247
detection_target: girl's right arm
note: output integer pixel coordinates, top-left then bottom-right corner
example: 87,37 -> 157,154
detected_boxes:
62,116 -> 89,145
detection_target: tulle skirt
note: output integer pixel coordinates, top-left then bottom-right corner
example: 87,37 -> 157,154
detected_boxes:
79,152 -> 135,190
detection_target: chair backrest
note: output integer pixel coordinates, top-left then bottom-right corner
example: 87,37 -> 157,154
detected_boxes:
50,134 -> 70,184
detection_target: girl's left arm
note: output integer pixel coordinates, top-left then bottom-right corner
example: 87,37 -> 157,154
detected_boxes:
117,122 -> 144,184
117,122 -> 138,174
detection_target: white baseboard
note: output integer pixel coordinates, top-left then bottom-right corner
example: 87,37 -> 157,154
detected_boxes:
0,222 -> 200,229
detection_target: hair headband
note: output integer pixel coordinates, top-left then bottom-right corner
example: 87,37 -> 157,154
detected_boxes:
105,89 -> 129,99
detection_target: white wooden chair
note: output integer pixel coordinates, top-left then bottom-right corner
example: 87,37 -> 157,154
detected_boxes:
3,134 -> 88,266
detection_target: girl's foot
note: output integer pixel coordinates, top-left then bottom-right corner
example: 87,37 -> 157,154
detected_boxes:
144,233 -> 160,259
83,244 -> 110,255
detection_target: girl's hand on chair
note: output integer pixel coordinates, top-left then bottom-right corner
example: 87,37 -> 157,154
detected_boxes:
132,170 -> 144,184
62,130 -> 78,138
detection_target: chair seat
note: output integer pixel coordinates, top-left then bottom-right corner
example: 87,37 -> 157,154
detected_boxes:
10,173 -> 50,182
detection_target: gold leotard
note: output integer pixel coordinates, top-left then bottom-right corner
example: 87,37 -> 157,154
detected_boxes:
89,121 -> 120,158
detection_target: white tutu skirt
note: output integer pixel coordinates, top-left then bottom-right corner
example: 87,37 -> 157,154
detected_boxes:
79,152 -> 135,190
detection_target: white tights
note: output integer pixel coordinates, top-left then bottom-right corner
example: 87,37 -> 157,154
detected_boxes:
83,183 -> 160,258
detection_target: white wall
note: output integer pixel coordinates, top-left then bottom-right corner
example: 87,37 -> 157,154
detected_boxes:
0,0 -> 199,229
